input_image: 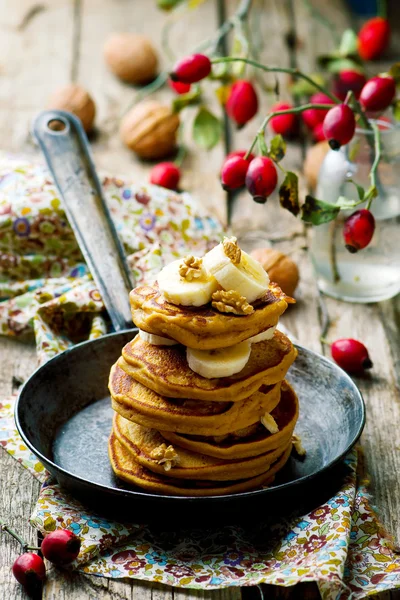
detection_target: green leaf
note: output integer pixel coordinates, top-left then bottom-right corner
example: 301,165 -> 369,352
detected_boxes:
269,134 -> 286,162
301,195 -> 340,225
339,29 -> 358,56
336,196 -> 361,210
355,535 -> 370,546
318,56 -> 362,74
388,63 -> 400,84
172,87 -> 202,112
192,107 -> 221,150
157,0 -> 184,10
348,180 -> 365,200
290,73 -> 326,98
257,132 -> 269,157
279,171 -> 299,216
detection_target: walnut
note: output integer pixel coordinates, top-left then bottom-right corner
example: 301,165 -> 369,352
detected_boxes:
150,443 -> 179,471
223,236 -> 241,264
179,256 -> 203,281
120,100 -> 180,159
292,434 -> 306,457
260,413 -> 279,434
104,33 -> 158,84
46,84 -> 96,132
212,289 -> 254,315
250,248 -> 299,297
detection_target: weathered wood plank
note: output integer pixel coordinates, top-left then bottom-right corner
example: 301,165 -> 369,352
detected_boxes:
0,338 -> 40,600
0,0 -> 76,154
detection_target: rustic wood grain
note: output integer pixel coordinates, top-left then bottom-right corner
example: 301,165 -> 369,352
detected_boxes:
0,338 -> 40,600
1,0 -> 400,599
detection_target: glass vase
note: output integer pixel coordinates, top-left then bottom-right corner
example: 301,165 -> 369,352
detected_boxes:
310,121 -> 400,303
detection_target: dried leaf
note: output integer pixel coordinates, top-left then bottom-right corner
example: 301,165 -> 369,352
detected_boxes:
269,134 -> 286,162
301,195 -> 340,225
279,171 -> 300,216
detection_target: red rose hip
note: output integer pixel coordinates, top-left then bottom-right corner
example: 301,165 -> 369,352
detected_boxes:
331,339 -> 373,373
221,155 -> 249,191
12,553 -> 46,594
170,54 -> 211,84
312,123 -> 326,142
245,156 -> 278,203
225,149 -> 255,164
150,162 -> 181,190
323,104 -> 356,150
168,79 -> 191,94
41,529 -> 81,565
333,70 -> 367,101
343,208 -> 375,253
269,102 -> 297,136
302,93 -> 333,130
359,76 -> 396,112
358,17 -> 390,61
225,80 -> 258,127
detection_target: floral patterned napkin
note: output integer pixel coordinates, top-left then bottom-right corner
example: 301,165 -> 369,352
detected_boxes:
0,155 -> 400,599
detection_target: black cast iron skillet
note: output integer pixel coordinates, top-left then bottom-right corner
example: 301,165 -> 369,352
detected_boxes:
15,112 -> 365,524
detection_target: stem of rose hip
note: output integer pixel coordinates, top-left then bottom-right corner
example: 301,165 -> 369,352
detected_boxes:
0,519 -> 40,553
367,121 -> 382,210
244,103 -> 335,159
211,57 -> 340,103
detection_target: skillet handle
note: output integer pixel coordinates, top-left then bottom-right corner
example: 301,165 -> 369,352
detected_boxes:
32,111 -> 134,332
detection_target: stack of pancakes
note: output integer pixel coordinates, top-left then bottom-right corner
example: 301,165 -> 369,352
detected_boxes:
108,281 -> 299,496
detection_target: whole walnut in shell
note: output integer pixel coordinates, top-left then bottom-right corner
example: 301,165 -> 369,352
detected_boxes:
250,248 -> 299,297
120,100 -> 180,159
104,33 -> 158,84
46,84 -> 96,132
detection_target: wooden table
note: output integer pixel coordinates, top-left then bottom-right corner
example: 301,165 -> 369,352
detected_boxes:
1,0 -> 400,598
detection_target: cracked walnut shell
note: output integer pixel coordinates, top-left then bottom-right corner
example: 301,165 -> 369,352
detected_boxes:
46,84 -> 96,132
104,33 -> 158,84
250,248 -> 299,297
120,100 -> 180,159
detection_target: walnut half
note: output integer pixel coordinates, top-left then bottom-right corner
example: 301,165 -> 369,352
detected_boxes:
179,255 -> 203,281
150,443 -> 180,471
223,236 -> 241,264
212,289 -> 254,315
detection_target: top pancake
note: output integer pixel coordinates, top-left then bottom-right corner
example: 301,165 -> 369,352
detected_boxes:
120,330 -> 297,401
130,282 -> 293,349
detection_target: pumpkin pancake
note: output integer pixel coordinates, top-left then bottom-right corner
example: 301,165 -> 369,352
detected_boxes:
109,363 -> 281,435
109,432 -> 292,496
130,282 -> 293,350
112,413 -> 291,481
119,330 -> 297,401
161,381 -> 299,460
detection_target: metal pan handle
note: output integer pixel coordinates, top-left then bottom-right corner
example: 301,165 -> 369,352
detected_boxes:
32,111 -> 134,332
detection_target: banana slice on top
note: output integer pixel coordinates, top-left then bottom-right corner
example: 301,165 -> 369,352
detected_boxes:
186,341 -> 251,379
157,258 -> 219,307
139,330 -> 178,346
203,238 -> 269,304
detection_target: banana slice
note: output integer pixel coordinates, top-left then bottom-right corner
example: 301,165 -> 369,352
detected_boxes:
203,240 -> 269,303
139,330 -> 178,346
247,324 -> 277,343
186,341 -> 251,379
157,259 -> 219,307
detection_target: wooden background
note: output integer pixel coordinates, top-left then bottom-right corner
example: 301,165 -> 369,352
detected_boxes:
0,0 -> 400,598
